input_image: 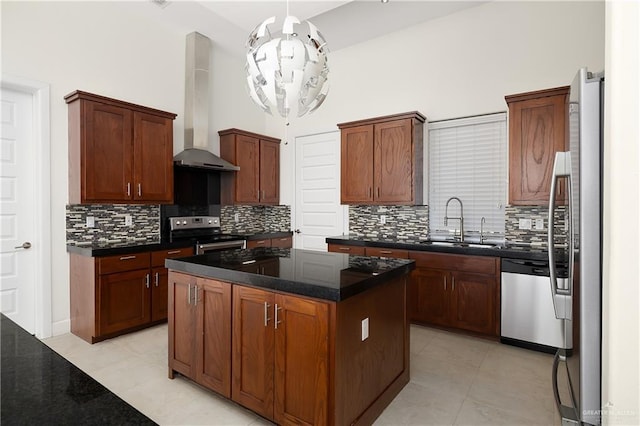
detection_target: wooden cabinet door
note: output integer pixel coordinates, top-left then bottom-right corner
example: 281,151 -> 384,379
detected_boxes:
374,119 -> 414,203
83,100 -> 133,202
98,269 -> 150,335
168,271 -> 197,378
133,111 -> 174,202
260,139 -> 280,204
508,88 -> 568,205
235,135 -> 261,204
450,272 -> 497,335
195,278 -> 232,397
232,286 -> 275,420
341,124 -> 374,204
274,294 -> 329,426
409,268 -> 450,326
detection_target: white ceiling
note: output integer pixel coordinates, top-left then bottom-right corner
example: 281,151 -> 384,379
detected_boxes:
139,0 -> 485,56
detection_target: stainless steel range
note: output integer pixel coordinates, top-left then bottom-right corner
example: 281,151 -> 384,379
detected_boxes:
168,216 -> 245,254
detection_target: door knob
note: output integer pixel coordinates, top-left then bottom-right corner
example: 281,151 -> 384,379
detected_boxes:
294,229 -> 301,234
15,242 -> 32,249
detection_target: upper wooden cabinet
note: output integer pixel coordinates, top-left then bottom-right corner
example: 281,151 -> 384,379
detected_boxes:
219,128 -> 280,205
338,111 -> 425,205
505,86 -> 569,205
65,91 -> 176,204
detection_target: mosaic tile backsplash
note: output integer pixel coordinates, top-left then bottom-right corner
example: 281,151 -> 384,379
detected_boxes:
221,205 -> 291,234
505,205 -> 568,247
67,204 -> 160,245
348,205 -> 429,242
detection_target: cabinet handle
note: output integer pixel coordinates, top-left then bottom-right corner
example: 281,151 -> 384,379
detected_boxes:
369,187 -> 372,198
339,247 -> 351,251
145,273 -> 150,288
194,285 -> 199,306
275,304 -> 282,329
256,240 -> 266,245
444,276 -> 447,291
167,250 -> 182,255
262,190 -> 265,200
377,187 -> 380,198
187,284 -> 192,305
380,250 -> 392,254
264,302 -> 271,326
155,272 -> 159,287
138,183 -> 142,197
452,276 -> 455,291
119,255 -> 136,261
127,182 -> 131,197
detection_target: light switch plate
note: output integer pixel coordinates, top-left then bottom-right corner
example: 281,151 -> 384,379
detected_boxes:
361,318 -> 369,341
535,218 -> 544,230
86,216 -> 95,228
518,218 -> 532,230
380,215 -> 386,225
234,213 -> 240,223
125,215 -> 133,226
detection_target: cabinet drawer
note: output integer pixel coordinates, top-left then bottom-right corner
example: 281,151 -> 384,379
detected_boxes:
365,247 -> 409,259
98,252 -> 151,275
247,239 -> 272,249
327,244 -> 366,255
270,236 -> 292,248
151,247 -> 195,267
408,251 -> 497,275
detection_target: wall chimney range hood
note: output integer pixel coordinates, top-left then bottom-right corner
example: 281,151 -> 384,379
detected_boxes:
173,32 -> 239,172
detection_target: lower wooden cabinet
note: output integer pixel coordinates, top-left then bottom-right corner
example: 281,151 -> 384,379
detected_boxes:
408,251 -> 500,336
70,247 -> 194,343
327,243 -> 366,255
168,272 -> 232,397
247,235 -> 293,249
231,285 -> 329,424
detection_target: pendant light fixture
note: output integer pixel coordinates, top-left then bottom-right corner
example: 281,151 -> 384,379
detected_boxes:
245,1 -> 330,120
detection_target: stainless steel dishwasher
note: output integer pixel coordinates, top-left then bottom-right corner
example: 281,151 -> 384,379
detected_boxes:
501,258 -> 569,353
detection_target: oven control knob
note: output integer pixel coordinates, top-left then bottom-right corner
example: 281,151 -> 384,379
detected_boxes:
208,220 -> 212,224
182,220 -> 187,225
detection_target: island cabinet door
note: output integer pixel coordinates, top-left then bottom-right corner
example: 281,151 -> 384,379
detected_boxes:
168,272 -> 196,379
194,278 -> 232,398
274,294 -> 329,426
232,286 -> 275,420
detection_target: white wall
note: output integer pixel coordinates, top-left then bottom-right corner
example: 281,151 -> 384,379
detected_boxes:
1,1 -> 265,333
602,1 -> 640,424
271,1 -> 605,208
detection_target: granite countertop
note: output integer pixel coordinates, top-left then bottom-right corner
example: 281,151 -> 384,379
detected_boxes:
66,231 -> 294,257
325,234 -> 564,262
165,247 -> 415,302
0,314 -> 155,425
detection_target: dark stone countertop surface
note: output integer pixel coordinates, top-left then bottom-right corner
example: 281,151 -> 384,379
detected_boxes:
66,231 -> 293,257
325,234 -> 565,262
165,247 -> 415,302
0,313 -> 156,425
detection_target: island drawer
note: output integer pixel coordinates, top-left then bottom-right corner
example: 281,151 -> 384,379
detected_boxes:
98,253 -> 151,274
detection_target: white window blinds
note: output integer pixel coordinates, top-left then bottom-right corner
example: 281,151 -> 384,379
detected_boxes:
428,113 -> 507,239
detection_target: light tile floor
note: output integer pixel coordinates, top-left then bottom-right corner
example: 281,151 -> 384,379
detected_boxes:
43,324 -> 567,426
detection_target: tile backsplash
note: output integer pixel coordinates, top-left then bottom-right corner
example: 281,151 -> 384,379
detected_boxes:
66,204 -> 160,245
505,205 -> 568,247
348,205 -> 429,241
221,205 -> 291,234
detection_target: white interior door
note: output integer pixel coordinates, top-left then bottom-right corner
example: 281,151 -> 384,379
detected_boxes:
294,131 -> 347,251
1,88 -> 36,333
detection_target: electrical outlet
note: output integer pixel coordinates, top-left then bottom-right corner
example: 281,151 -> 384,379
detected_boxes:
234,213 -> 240,223
535,218 -> 544,230
86,216 -> 95,228
518,218 -> 532,230
380,215 -> 386,225
361,318 -> 369,341
125,215 -> 133,226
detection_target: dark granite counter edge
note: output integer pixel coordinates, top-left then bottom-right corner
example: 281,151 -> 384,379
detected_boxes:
242,231 -> 293,240
67,239 -> 194,257
325,236 -> 552,261
165,257 -> 415,302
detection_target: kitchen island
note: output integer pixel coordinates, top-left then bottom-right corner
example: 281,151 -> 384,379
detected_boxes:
165,248 -> 414,426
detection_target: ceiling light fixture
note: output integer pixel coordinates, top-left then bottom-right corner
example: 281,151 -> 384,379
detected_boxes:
245,1 -> 330,121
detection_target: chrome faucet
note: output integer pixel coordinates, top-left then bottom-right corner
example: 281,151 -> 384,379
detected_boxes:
444,196 -> 464,242
480,216 -> 486,244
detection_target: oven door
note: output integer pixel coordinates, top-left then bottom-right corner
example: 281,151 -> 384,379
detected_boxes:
196,240 -> 246,255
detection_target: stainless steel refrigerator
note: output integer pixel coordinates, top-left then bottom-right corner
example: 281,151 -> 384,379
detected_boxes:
548,68 -> 603,425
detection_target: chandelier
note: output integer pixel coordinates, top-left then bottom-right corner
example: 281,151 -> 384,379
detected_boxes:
245,12 -> 330,119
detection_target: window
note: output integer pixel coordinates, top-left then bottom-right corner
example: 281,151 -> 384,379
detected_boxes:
428,113 -> 507,240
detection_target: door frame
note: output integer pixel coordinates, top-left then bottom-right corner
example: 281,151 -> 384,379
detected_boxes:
1,74 -> 52,338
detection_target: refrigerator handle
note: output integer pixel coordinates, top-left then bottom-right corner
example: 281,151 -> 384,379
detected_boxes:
552,349 -> 579,423
548,152 -> 572,320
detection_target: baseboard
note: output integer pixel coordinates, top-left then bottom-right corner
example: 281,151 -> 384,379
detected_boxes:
51,319 -> 70,336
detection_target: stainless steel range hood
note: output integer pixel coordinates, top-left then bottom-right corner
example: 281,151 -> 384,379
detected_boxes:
174,32 -> 239,172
